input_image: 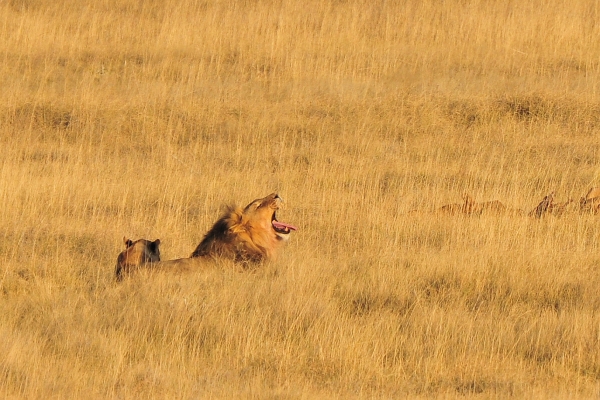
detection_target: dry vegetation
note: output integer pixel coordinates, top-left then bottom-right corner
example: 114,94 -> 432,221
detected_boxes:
3,0 -> 600,398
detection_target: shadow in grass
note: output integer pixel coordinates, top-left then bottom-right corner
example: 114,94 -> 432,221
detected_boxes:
338,291 -> 416,317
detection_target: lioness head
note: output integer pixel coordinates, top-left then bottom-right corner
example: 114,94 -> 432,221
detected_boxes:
190,193 -> 297,263
529,193 -> 554,218
115,237 -> 161,281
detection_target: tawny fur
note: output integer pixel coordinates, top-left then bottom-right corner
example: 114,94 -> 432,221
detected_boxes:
528,193 -> 572,218
124,193 -> 296,276
438,194 -> 516,216
548,199 -> 573,217
189,193 -> 293,262
115,237 -> 161,281
529,193 -> 554,218
580,187 -> 600,214
438,194 -> 475,215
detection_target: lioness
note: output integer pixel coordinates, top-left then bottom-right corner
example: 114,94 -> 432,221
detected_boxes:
115,237 -> 161,281
529,193 -> 554,218
134,193 -> 297,275
529,193 -> 572,218
438,194 -> 514,216
438,194 -> 476,215
580,187 -> 600,214
549,198 -> 573,217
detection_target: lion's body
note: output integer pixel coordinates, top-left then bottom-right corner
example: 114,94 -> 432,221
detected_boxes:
438,202 -> 466,215
478,200 -> 508,214
529,193 -> 554,218
116,193 -> 296,278
529,193 -> 573,218
150,257 -> 209,274
438,194 -> 512,216
115,237 -> 161,281
580,187 -> 600,213
438,194 -> 475,215
549,199 -> 573,217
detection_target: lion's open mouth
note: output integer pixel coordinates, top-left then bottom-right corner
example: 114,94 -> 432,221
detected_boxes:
271,212 -> 297,235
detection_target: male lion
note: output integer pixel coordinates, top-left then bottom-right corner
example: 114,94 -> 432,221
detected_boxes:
115,237 -> 161,281
128,193 -> 297,275
189,193 -> 297,262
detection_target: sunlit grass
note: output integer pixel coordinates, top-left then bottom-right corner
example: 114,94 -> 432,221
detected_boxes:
2,0 -> 600,398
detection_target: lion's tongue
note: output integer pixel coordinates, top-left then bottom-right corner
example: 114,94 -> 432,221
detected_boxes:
272,221 -> 298,231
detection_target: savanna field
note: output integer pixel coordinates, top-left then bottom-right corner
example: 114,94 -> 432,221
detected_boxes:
4,0 -> 600,398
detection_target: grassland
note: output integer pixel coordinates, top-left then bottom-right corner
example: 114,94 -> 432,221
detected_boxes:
2,0 -> 600,398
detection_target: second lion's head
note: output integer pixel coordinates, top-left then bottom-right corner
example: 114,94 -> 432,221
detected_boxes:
191,193 -> 297,263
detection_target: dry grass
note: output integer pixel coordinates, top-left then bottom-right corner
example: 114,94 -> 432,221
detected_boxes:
2,0 -> 600,398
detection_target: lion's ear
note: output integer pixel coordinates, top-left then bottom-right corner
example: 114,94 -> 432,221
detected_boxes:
123,237 -> 133,248
149,239 -> 161,252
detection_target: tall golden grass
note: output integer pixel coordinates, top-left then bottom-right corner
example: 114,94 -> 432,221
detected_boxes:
2,0 -> 600,397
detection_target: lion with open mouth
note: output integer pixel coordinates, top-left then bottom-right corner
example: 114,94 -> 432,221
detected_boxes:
190,192 -> 297,262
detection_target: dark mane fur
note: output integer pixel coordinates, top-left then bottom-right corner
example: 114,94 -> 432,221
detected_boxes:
189,206 -> 262,261
190,212 -> 233,258
188,193 -> 292,264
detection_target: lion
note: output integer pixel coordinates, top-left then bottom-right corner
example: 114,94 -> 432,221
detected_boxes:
549,198 -> 573,217
127,193 -> 297,276
189,192 -> 297,262
438,193 -> 476,215
529,193 -> 554,218
529,193 -> 573,218
115,237 -> 161,281
580,187 -> 600,214
438,194 -> 515,216
478,200 -> 510,215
